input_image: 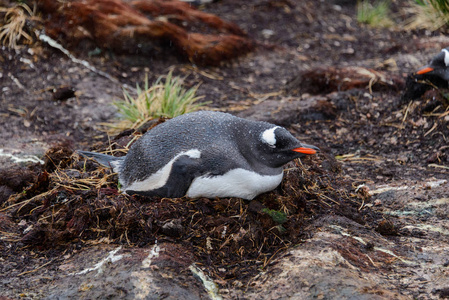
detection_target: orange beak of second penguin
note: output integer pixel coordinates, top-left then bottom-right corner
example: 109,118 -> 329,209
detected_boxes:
292,147 -> 317,155
416,67 -> 434,75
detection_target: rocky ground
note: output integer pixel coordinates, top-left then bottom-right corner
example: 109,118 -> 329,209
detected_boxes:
1,0 -> 449,299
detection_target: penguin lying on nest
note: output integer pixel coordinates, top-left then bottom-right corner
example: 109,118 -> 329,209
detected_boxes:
402,47 -> 449,101
79,111 -> 319,200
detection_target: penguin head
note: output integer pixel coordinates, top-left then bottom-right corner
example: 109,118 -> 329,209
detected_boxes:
416,48 -> 449,81
257,126 -> 319,168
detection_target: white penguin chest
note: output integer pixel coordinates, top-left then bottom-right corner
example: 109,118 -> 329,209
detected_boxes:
186,168 -> 284,200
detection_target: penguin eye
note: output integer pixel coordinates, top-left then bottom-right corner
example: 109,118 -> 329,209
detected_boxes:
274,136 -> 289,149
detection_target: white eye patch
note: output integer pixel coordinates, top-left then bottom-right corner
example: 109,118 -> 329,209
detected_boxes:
261,126 -> 280,147
443,49 -> 449,67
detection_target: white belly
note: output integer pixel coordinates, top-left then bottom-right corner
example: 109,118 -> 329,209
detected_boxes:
186,168 -> 284,200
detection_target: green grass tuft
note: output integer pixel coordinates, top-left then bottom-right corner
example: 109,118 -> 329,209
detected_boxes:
357,0 -> 394,28
415,0 -> 449,15
107,71 -> 208,132
406,0 -> 449,30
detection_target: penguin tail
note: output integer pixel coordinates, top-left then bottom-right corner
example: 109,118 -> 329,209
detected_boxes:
78,150 -> 123,173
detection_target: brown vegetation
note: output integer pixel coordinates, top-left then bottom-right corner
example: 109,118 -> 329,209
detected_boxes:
37,0 -> 254,65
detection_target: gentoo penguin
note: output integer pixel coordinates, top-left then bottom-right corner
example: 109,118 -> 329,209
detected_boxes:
402,47 -> 449,101
79,111 -> 319,200
416,47 -> 449,81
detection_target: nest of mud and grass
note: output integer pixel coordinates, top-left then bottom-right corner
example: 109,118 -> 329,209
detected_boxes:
0,126 -> 375,283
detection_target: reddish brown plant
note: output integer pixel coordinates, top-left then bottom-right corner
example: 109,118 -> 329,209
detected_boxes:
37,0 -> 254,65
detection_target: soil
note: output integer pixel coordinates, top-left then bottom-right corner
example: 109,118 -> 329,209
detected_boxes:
1,0 -> 449,299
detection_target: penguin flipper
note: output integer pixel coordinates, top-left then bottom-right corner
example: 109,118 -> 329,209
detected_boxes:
78,150 -> 123,173
126,155 -> 203,198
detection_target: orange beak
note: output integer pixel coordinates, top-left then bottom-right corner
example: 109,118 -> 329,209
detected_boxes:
416,67 -> 434,75
292,147 -> 317,155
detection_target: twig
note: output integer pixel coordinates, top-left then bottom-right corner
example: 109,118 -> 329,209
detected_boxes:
364,253 -> 377,267
380,123 -> 404,129
401,100 -> 413,129
18,259 -> 54,276
359,198 -> 365,211
262,245 -> 289,269
0,189 -> 57,212
184,65 -> 224,80
428,164 -> 449,170
424,122 -> 438,137
7,72 -> 25,89
36,31 -> 134,92
319,194 -> 340,205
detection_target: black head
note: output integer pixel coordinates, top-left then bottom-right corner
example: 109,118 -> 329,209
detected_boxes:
256,126 -> 319,168
416,48 -> 449,81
